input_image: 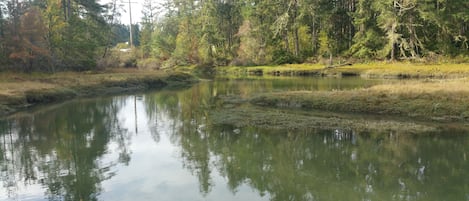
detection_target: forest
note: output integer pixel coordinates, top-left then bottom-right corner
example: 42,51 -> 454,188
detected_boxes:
0,0 -> 468,72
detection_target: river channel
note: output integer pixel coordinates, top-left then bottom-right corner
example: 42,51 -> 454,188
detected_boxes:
0,77 -> 468,201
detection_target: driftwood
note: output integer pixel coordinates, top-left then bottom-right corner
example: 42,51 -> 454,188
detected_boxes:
324,63 -> 353,69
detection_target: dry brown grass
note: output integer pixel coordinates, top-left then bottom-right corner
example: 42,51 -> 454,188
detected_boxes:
0,69 -> 168,97
0,82 -> 56,96
369,78 -> 469,94
218,62 -> 469,78
251,78 -> 469,122
0,69 -> 194,115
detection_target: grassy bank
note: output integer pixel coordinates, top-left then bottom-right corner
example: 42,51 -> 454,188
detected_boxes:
216,62 -> 469,78
0,69 -> 197,116
250,78 -> 469,122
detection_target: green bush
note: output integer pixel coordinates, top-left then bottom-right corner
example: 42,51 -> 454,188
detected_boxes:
272,50 -> 299,65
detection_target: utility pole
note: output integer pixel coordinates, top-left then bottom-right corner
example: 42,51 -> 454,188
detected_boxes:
128,0 -> 133,48
124,0 -> 137,48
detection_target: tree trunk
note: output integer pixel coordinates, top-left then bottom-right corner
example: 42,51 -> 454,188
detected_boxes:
64,0 -> 72,21
292,0 -> 299,56
311,20 -> 317,54
391,23 -> 396,61
391,44 -> 395,61
284,32 -> 290,51
294,28 -> 300,56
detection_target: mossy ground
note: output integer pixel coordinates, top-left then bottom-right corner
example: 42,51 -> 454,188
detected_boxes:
0,69 -> 196,116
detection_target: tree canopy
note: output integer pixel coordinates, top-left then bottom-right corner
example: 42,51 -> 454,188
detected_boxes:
0,0 -> 468,71
145,0 -> 468,66
0,0 -> 130,71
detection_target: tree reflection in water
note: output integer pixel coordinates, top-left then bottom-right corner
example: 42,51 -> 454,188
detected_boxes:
0,79 -> 469,201
154,81 -> 469,201
0,97 -> 132,201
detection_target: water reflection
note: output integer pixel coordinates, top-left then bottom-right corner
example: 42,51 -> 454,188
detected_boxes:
0,78 -> 469,201
0,97 -> 132,201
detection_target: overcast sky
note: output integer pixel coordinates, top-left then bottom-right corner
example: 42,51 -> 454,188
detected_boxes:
99,0 -> 147,25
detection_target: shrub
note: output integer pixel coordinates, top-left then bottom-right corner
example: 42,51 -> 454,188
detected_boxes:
272,50 -> 299,65
137,58 -> 162,70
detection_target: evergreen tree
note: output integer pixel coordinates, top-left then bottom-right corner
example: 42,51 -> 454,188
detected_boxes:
349,0 -> 384,59
140,0 -> 158,58
0,0 -> 468,71
43,0 -> 108,70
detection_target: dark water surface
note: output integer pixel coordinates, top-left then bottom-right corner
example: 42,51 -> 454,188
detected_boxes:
1,77 -> 468,201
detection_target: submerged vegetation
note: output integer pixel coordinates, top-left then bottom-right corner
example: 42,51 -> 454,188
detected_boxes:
210,104 -> 439,133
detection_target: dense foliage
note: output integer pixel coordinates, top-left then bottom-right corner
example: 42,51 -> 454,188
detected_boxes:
0,0 -> 130,71
0,0 -> 468,71
142,0 -> 468,67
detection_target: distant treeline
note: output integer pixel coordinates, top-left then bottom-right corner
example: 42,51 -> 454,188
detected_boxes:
0,0 -> 468,72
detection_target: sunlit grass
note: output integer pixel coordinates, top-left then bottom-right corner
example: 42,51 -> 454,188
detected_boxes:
251,78 -> 469,122
353,62 -> 469,78
0,69 -> 192,115
0,69 -> 168,93
369,78 -> 469,94
217,64 -> 325,76
217,62 -> 469,78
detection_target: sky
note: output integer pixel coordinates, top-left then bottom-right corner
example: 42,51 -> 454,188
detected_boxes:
99,0 -> 148,25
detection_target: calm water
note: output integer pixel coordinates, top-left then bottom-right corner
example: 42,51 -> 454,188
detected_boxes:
1,77 -> 469,201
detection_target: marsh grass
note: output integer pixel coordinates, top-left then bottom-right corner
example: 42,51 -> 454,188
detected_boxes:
210,104 -> 439,133
0,69 -> 195,115
217,64 -> 325,76
211,62 -> 469,122
216,62 -> 469,78
354,63 -> 469,78
251,78 -> 469,122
